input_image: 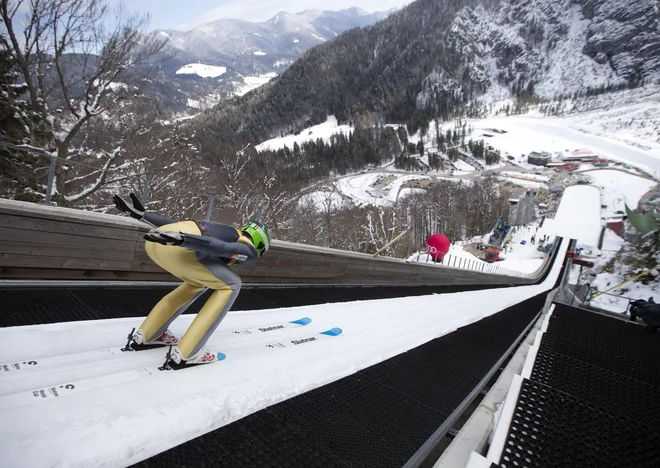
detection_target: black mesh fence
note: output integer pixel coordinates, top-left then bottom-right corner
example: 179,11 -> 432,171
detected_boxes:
495,303 -> 660,468
0,284 -> 511,327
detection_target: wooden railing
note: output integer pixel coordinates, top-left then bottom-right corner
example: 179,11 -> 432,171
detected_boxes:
0,199 -> 546,285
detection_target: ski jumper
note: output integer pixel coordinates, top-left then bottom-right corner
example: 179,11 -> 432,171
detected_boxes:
139,212 -> 259,360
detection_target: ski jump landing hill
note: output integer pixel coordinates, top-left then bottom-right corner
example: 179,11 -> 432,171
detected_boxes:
0,187 -> 616,468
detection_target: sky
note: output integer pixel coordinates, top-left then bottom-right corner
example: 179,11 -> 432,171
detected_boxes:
127,0 -> 413,31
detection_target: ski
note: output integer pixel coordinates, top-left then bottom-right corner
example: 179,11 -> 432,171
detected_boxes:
0,327 -> 342,410
0,317 -> 312,374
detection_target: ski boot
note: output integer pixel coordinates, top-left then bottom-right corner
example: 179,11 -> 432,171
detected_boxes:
159,346 -> 221,371
121,327 -> 179,352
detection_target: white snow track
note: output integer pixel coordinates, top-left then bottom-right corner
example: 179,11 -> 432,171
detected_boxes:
0,240 -> 567,468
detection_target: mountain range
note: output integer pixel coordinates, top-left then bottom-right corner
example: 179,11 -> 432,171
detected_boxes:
158,8 -> 392,76
146,7 -> 393,102
185,0 -> 660,155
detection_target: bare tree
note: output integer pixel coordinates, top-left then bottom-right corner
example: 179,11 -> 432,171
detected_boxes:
0,0 -> 167,202
213,144 -> 292,228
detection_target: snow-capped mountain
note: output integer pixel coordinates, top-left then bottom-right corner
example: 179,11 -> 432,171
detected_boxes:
157,8 -> 391,77
422,0 -> 660,103
192,0 -> 660,153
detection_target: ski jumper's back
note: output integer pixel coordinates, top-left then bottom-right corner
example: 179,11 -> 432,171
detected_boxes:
138,213 -> 259,359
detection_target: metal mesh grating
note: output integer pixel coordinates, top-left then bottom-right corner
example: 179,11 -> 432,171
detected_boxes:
531,346 -> 660,426
539,332 -> 660,387
135,406 -> 351,468
1,285 -> 515,327
495,302 -> 660,468
498,378 -> 660,468
548,305 -> 660,360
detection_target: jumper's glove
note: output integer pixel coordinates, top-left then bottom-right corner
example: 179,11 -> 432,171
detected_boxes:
144,229 -> 185,246
113,193 -> 145,220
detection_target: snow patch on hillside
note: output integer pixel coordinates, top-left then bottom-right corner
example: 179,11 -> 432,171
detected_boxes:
176,64 -> 227,78
255,116 -> 354,152
274,59 -> 293,67
233,72 -> 278,96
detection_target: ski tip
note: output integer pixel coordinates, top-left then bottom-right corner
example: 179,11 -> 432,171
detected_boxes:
320,327 -> 343,337
290,317 -> 312,325
217,352 -> 227,361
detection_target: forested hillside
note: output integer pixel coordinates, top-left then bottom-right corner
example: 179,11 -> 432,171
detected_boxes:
189,0 -> 659,161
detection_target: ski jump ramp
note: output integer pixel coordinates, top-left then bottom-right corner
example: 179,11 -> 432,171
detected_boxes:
0,186 -> 609,467
0,239 -> 568,467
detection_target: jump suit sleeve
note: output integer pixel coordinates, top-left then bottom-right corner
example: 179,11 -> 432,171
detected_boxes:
143,212 -> 178,227
181,233 -> 260,265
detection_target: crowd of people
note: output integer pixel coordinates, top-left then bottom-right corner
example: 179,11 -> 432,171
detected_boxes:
488,219 -> 511,245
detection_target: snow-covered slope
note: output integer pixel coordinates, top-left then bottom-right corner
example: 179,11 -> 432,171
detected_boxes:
175,63 -> 227,78
255,115 -> 354,151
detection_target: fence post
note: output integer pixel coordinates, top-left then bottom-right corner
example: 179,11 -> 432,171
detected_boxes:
257,206 -> 263,223
344,229 -> 351,251
44,154 -> 57,204
291,218 -> 297,243
205,196 -> 215,221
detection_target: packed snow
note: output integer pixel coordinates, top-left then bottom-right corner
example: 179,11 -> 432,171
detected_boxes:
464,116 -> 660,178
186,98 -> 201,109
452,159 -> 476,171
335,172 -> 386,207
255,115 -> 354,152
253,50 -> 267,56
500,171 -> 550,183
563,91 -> 660,155
582,169 -> 656,214
549,184 -> 603,248
232,72 -> 278,96
175,64 -> 227,78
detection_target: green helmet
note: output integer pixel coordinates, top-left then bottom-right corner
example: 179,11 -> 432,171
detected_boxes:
241,221 -> 271,256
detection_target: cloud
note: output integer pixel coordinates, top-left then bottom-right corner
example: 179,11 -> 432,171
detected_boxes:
175,0 -> 411,31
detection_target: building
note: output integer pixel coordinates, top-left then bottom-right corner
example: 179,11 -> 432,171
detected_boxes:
562,149 -> 599,161
528,151 -> 552,166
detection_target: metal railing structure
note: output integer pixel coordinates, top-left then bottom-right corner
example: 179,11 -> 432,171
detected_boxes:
419,251 -> 529,278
